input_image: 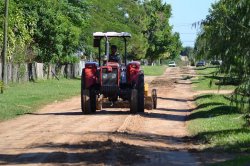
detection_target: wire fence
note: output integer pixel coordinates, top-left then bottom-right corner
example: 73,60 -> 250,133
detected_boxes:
0,61 -> 85,83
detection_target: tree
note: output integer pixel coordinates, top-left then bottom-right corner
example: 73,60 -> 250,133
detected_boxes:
195,0 -> 250,111
182,46 -> 195,65
84,0 -> 148,60
143,0 -> 182,63
1,0 -> 9,93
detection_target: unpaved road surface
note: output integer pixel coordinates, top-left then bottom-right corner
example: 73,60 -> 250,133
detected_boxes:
0,67 -> 210,165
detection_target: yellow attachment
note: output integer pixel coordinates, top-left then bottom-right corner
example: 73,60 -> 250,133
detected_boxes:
144,83 -> 149,96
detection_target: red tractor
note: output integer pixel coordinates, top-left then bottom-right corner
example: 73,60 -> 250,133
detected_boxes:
81,32 -> 149,114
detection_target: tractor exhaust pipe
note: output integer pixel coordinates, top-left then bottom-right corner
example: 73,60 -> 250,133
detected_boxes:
105,36 -> 109,65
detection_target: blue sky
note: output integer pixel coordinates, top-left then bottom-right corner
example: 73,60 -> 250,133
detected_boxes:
164,0 -> 216,47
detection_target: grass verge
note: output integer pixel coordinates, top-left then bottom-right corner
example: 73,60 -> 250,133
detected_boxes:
142,65 -> 166,76
192,67 -> 236,91
0,79 -> 80,121
211,155 -> 250,166
188,94 -> 250,152
189,66 -> 250,164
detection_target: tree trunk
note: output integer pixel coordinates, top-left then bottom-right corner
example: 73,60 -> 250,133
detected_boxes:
1,0 -> 9,93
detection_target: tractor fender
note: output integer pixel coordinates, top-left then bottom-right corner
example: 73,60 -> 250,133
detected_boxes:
126,61 -> 141,84
83,62 -> 98,89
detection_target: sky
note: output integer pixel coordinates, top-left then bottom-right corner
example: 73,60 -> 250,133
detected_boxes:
164,0 -> 216,47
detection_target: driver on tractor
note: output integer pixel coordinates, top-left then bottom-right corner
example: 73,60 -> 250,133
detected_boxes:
109,45 -> 121,63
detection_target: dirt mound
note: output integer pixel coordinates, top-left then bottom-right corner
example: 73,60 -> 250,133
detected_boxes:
150,78 -> 176,88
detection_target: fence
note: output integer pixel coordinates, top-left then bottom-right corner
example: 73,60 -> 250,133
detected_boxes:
0,60 -> 85,83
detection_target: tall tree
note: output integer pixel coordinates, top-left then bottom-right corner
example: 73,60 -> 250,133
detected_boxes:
1,0 -> 9,93
195,0 -> 250,111
143,0 -> 182,63
84,0 -> 148,60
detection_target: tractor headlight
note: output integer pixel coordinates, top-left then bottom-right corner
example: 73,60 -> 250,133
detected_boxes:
111,73 -> 117,79
102,73 -> 108,79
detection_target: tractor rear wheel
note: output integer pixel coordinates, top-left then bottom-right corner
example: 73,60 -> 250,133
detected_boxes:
81,71 -> 86,113
81,69 -> 96,114
137,73 -> 145,112
130,89 -> 138,114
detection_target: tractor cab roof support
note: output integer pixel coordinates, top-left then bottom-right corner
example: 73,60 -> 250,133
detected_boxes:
93,32 -> 131,66
105,36 -> 109,65
98,44 -> 101,66
124,37 -> 127,66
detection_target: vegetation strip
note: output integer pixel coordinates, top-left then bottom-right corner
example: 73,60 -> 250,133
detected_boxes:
142,65 -> 166,76
0,79 -> 80,121
192,67 -> 236,91
188,67 -> 250,164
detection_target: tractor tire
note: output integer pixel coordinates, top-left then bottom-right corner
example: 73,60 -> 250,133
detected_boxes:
152,89 -> 157,109
90,88 -> 97,113
81,70 -> 86,113
137,73 -> 145,113
130,89 -> 138,114
81,69 -> 96,114
81,89 -> 96,114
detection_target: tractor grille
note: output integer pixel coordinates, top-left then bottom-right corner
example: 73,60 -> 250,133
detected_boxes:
102,68 -> 118,86
101,68 -> 119,96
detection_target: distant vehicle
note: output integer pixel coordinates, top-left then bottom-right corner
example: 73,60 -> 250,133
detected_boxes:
168,61 -> 176,67
196,60 -> 206,67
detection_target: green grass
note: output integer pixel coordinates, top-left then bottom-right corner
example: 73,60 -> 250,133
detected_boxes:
211,156 -> 250,166
188,94 -> 250,152
192,67 -> 236,91
142,65 -> 166,76
0,79 -> 80,121
189,66 -> 250,164
195,66 -> 218,75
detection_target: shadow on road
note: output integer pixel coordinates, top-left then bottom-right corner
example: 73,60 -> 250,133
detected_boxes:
28,110 -> 188,122
0,130 -> 238,165
28,110 -> 131,116
0,132 -> 199,165
158,97 -> 194,102
157,108 -> 193,113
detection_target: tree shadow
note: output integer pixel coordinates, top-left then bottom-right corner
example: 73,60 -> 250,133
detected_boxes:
176,82 -> 193,85
28,110 -> 131,116
158,97 -> 194,102
191,128 -> 250,152
195,102 -> 224,109
194,67 -> 208,70
188,105 -> 238,120
194,94 -> 214,100
0,141 -> 145,165
157,108 -> 193,113
142,112 -> 187,121
0,132 -> 199,165
28,109 -> 187,121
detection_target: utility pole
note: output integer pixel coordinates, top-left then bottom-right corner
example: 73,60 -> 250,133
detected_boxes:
1,0 -> 9,93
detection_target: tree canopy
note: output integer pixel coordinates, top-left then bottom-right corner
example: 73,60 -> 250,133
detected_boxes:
194,0 -> 250,111
1,0 -> 182,64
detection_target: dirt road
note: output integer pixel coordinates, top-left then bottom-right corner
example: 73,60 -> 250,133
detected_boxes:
0,67 -> 202,165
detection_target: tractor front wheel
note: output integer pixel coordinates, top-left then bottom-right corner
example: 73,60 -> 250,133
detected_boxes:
137,73 -> 145,112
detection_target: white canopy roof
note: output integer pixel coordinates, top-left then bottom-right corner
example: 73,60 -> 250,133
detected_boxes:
93,32 -> 131,38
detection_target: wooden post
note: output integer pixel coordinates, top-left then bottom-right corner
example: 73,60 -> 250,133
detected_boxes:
1,0 -> 9,93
